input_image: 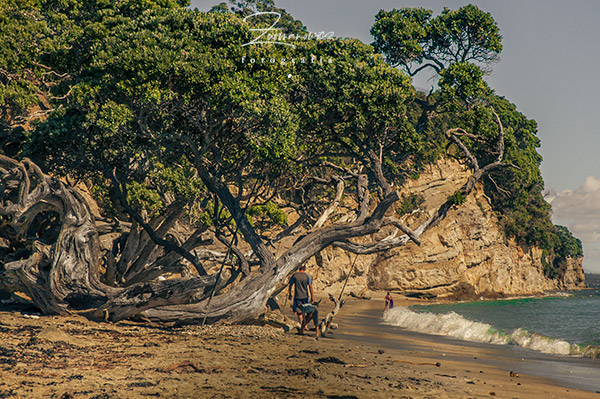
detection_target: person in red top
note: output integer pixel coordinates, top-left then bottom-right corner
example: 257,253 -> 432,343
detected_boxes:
288,265 -> 315,333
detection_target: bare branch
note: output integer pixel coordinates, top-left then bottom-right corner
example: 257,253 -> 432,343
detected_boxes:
491,107 -> 505,163
109,170 -> 208,276
356,174 -> 370,222
487,174 -> 511,196
322,161 -> 359,177
383,217 -> 421,246
446,128 -> 479,171
313,177 -> 344,229
216,231 -> 250,277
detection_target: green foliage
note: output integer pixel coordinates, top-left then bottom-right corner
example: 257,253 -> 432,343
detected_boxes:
290,38 -> 419,186
439,62 -> 492,109
211,0 -> 307,35
248,201 -> 287,227
17,7 -> 305,228
369,7 -> 432,69
554,225 -> 583,259
430,5 -> 502,63
397,193 -> 424,215
371,4 -> 502,75
127,181 -> 164,217
0,0 -> 190,126
541,249 -> 557,279
447,191 -> 466,206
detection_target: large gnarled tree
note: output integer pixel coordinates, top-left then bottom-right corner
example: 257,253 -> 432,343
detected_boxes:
0,2 -> 579,324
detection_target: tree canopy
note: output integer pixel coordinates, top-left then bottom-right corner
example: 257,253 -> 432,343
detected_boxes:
371,4 -> 502,76
0,2 -> 582,323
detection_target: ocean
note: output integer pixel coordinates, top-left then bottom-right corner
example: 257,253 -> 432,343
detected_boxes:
383,290 -> 600,358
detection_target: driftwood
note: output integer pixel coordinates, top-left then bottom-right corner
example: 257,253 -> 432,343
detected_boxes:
316,294 -> 345,338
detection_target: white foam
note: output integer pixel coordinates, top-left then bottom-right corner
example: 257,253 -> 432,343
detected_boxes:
383,307 -> 574,356
509,329 -> 572,355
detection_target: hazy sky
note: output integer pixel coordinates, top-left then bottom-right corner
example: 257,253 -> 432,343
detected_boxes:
190,0 -> 600,272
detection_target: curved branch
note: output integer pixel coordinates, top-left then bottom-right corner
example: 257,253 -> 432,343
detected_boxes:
403,61 -> 442,77
109,170 -> 207,276
492,107 -> 505,163
368,146 -> 392,195
446,128 -> 480,171
0,157 -> 117,313
383,217 -> 421,246
313,177 -> 344,229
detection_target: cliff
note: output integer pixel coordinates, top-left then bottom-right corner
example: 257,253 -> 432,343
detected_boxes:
307,159 -> 585,299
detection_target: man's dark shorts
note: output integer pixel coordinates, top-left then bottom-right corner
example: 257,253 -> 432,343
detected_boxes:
293,298 -> 309,313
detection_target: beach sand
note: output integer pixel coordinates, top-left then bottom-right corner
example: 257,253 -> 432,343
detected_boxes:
0,295 -> 596,398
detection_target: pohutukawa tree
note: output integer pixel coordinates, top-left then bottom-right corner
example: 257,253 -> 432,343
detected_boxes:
0,1 -> 579,324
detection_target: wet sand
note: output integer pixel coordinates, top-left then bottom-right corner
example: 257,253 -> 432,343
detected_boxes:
0,296 -> 597,398
335,295 -> 600,397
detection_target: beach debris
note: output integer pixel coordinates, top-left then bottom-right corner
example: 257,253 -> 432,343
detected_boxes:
156,361 -> 221,373
407,376 -> 432,386
435,373 -> 457,379
286,368 -> 317,378
316,294 -> 345,337
128,381 -> 158,388
300,349 -> 319,354
260,386 -> 296,394
509,371 -> 519,378
316,356 -> 346,364
394,360 -> 441,367
389,382 -> 407,389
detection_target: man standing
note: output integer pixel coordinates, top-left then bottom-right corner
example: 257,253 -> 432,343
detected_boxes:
288,265 -> 314,333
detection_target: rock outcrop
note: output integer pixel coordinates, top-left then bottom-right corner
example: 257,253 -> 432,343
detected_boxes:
308,159 -> 585,300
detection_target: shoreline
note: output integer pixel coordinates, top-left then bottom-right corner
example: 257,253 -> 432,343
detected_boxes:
0,296 -> 597,398
336,293 -> 600,395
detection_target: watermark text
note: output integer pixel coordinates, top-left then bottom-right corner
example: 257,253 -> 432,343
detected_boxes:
241,55 -> 333,65
242,12 -> 334,49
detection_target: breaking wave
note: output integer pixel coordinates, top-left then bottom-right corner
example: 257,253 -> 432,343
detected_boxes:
383,307 -> 600,358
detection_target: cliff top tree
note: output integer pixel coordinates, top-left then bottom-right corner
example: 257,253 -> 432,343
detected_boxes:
371,4 -> 502,77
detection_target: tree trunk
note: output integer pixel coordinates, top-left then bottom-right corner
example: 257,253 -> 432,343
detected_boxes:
0,156 -> 116,313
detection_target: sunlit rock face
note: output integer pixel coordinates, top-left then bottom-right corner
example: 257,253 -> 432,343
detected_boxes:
308,159 -> 585,300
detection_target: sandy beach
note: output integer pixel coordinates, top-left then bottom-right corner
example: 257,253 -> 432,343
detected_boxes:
0,295 -> 597,398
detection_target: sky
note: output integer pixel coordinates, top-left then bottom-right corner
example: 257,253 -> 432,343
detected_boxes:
190,0 -> 600,272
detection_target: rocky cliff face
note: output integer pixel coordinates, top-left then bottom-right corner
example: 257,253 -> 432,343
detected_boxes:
308,159 -> 585,299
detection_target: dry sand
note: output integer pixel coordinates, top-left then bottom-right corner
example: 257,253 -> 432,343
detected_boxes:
0,295 -> 596,398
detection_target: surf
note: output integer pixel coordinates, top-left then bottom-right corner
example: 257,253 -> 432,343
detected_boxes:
383,306 -> 600,358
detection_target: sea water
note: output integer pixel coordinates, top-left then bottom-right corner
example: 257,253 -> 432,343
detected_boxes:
383,289 -> 600,358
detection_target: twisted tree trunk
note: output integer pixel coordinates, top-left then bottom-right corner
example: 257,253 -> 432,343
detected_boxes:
0,156 -> 116,313
0,110 -> 508,325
